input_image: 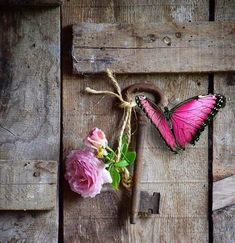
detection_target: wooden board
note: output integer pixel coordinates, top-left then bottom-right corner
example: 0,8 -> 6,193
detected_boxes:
213,205 -> 235,243
0,0 -> 62,6
0,7 -> 60,242
213,1 -> 235,242
63,73 -> 209,242
213,74 -> 235,181
72,22 -> 235,74
0,160 -> 57,210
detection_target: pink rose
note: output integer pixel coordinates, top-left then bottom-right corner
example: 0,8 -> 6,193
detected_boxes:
65,148 -> 112,198
84,128 -> 108,150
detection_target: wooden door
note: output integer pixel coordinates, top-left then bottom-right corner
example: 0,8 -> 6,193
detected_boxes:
0,0 -> 234,242
62,0 -> 234,243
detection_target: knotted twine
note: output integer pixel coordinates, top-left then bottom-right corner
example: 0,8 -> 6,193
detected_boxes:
85,69 -> 136,189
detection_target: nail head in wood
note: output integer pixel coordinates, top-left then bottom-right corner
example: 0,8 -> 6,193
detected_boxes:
163,36 -> 171,46
33,171 -> 40,177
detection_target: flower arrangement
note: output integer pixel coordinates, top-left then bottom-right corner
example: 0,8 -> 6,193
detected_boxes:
65,69 -> 137,198
65,128 -> 136,198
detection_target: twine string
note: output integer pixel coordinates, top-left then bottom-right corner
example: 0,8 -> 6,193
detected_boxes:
85,69 -> 135,189
85,69 -> 135,160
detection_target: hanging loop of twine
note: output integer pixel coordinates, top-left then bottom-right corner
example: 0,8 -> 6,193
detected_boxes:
85,69 -> 135,160
85,69 -> 135,189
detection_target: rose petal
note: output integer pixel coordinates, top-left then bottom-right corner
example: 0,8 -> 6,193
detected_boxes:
65,148 -> 112,198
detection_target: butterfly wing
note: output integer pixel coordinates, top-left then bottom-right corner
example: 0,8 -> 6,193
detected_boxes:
136,95 -> 178,151
170,94 -> 226,148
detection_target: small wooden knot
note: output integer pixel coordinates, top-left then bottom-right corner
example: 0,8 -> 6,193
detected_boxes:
163,36 -> 171,46
33,171 -> 40,177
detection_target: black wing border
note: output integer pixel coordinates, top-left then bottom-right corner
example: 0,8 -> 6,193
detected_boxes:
169,94 -> 226,146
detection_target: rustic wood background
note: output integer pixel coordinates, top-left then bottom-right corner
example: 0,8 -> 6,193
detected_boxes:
63,1 -> 209,242
0,7 -> 60,242
0,0 -> 234,242
213,1 -> 235,243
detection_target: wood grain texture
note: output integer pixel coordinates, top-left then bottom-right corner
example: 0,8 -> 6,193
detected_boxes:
215,0 -> 235,21
0,7 -> 60,242
213,74 -> 235,181
213,175 -> 235,211
72,22 -> 235,73
213,0 -> 235,182
0,0 -> 62,6
213,2 -> 235,242
63,0 -> 209,242
63,74 -> 209,242
213,205 -> 235,243
0,160 -> 57,210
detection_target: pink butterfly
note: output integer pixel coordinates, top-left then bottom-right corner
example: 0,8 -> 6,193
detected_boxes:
135,94 -> 226,152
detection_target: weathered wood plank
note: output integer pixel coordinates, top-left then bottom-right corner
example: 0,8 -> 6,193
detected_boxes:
0,7 -> 60,242
128,75 -> 209,242
73,22 -> 235,49
63,0 -> 209,242
213,205 -> 235,243
72,22 -> 235,74
129,217 -> 208,243
63,74 -> 209,242
213,1 -> 235,242
215,0 -> 235,21
213,175 -> 235,211
213,0 -> 235,179
0,160 -> 57,210
0,0 -> 62,6
213,74 -> 235,181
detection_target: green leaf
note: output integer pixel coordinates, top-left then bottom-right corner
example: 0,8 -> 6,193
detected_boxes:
115,160 -> 129,167
125,151 -> 136,165
110,167 -> 121,189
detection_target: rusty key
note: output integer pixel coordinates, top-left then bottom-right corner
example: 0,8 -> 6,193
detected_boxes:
124,83 -> 165,224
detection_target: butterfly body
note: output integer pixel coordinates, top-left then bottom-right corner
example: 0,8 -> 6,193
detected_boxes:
163,107 -> 171,121
135,94 -> 226,152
